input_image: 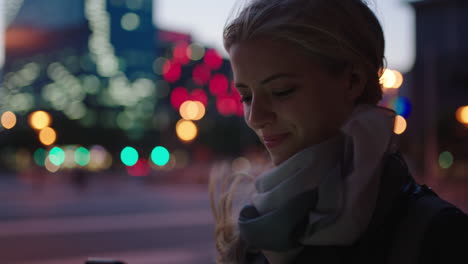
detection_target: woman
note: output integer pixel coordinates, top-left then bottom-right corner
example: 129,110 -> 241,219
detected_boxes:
210,0 -> 468,263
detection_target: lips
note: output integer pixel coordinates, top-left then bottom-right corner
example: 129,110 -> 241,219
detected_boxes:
261,133 -> 290,148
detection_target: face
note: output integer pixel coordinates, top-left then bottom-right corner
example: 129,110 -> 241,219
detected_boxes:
229,37 -> 358,165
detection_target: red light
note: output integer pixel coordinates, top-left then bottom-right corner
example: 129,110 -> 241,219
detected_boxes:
163,60 -> 182,83
126,158 -> 151,177
170,86 -> 189,110
236,101 -> 244,117
232,89 -> 244,116
192,64 -> 211,85
209,74 -> 229,96
204,49 -> 223,70
217,96 -> 238,116
190,88 -> 208,107
232,85 -> 241,101
173,42 -> 190,65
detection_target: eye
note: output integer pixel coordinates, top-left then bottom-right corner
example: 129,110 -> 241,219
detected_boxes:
240,95 -> 252,103
272,87 -> 295,97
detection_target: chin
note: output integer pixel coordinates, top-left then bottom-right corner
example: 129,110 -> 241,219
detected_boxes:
269,151 -> 291,166
268,144 -> 305,166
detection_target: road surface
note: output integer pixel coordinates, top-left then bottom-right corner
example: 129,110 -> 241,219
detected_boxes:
0,175 -> 217,264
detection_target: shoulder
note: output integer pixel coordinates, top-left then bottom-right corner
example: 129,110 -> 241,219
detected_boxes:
419,207 -> 468,264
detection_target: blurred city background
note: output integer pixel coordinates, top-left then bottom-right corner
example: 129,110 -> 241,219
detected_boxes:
0,0 -> 467,263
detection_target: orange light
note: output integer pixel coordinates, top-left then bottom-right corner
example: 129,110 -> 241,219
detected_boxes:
456,106 -> 468,125
175,119 -> 198,142
29,111 -> 52,130
394,115 -> 407,135
1,111 -> 17,129
39,127 -> 57,146
179,100 -> 206,121
192,101 -> 206,120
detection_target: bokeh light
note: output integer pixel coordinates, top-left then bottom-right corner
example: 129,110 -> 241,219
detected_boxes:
75,147 -> 91,166
204,49 -> 223,70
126,158 -> 151,177
189,88 -> 208,107
179,100 -> 206,121
34,148 -> 47,166
456,106 -> 468,125
153,57 -> 168,75
394,115 -> 407,135
192,64 -> 211,85
48,147 -> 65,166
173,42 -> 190,65
88,145 -> 113,171
163,60 -> 181,83
1,111 -> 17,129
63,145 -> 77,169
187,43 -> 205,61
439,151 -> 454,169
389,96 -> 412,118
209,74 -> 229,96
217,96 -> 238,116
120,146 -> 139,166
380,69 -> 403,89
39,127 -> 57,146
45,156 -> 60,173
170,86 -> 189,110
151,146 -> 170,166
176,119 -> 198,142
121,12 -> 140,31
29,110 -> 52,130
192,101 -> 206,120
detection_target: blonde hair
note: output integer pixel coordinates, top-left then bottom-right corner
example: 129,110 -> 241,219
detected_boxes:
209,162 -> 256,263
223,0 -> 385,104
211,0 -> 386,262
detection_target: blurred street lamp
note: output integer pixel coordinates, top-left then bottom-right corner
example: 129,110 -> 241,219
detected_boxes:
38,127 -> 57,146
176,119 -> 198,142
394,115 -> 407,135
29,110 -> 52,130
380,69 -> 403,89
456,106 -> 468,125
1,111 -> 17,129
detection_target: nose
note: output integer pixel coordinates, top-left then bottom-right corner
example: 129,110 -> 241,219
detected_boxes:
246,94 -> 276,129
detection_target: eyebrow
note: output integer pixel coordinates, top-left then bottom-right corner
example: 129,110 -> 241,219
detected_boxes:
235,73 -> 297,88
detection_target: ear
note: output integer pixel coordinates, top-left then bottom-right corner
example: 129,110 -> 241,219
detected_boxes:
347,65 -> 367,103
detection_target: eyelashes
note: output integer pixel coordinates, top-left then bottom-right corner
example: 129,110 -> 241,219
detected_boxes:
240,96 -> 252,103
239,87 -> 296,103
273,88 -> 295,97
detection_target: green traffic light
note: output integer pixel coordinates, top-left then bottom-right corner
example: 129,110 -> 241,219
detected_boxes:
151,146 -> 170,166
75,147 -> 90,166
49,147 -> 65,166
121,146 -> 139,166
34,148 -> 47,166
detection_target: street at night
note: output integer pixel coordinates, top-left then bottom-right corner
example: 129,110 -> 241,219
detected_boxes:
0,174 -> 216,264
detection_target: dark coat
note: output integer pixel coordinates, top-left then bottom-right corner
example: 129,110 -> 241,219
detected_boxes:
246,153 -> 468,263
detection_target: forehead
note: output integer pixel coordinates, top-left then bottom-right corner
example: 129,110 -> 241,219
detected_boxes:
228,37 -> 312,83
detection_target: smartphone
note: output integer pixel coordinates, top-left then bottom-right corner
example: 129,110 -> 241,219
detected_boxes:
85,258 -> 126,264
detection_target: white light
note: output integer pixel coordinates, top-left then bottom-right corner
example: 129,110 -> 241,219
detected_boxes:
121,13 -> 140,31
85,0 -> 119,77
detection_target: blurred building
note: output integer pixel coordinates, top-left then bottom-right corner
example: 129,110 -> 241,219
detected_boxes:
0,0 -> 256,173
406,0 -> 468,179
